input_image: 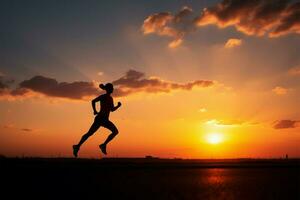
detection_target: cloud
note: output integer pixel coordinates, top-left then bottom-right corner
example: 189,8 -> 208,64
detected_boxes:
142,6 -> 195,48
3,124 -> 14,129
272,86 -> 288,95
0,78 -> 14,95
205,119 -> 260,127
0,76 -> 14,89
14,76 -> 99,100
195,0 -> 300,37
225,38 -> 242,48
205,119 -> 245,126
142,1 -> 300,46
112,69 -> 215,97
218,119 -> 245,125
168,38 -> 183,48
270,2 -> 300,37
288,66 -> 300,76
2,124 -> 35,132
21,128 -> 33,132
273,119 -> 300,129
0,80 -> 7,89
0,70 -> 216,100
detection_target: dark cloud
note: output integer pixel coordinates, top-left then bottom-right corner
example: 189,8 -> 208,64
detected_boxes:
273,119 -> 300,129
195,0 -> 300,37
15,76 -> 99,100
0,80 -> 7,89
0,70 -> 215,100
0,76 -> 14,89
10,88 -> 29,96
112,69 -> 215,97
0,78 -> 14,95
271,2 -> 300,36
142,0 -> 300,46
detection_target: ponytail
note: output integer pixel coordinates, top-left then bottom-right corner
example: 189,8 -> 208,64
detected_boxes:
99,83 -> 106,90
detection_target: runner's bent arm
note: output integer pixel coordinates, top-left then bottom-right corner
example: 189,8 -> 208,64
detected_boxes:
92,95 -> 102,115
111,101 -> 121,112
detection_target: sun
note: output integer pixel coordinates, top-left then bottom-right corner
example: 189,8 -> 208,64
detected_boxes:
206,133 -> 223,145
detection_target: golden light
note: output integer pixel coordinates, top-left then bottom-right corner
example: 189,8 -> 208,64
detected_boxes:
206,133 -> 223,145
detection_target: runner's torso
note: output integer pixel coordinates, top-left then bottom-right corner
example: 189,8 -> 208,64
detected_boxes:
97,94 -> 113,119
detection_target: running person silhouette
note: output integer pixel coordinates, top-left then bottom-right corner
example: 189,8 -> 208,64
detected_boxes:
73,83 -> 121,157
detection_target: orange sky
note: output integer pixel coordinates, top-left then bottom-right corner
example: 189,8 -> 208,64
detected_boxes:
1,82 -> 299,158
0,0 -> 300,158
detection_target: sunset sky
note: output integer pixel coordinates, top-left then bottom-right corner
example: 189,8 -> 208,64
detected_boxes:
1,0 -> 300,158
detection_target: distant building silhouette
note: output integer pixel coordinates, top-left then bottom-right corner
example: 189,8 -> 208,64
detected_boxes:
145,155 -> 159,159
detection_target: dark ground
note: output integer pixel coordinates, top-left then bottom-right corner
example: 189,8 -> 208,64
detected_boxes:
1,157 -> 300,200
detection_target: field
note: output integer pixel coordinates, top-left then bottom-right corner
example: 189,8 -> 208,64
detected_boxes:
1,158 -> 299,200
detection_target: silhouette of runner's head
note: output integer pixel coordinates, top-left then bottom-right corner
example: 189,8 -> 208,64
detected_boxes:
100,83 -> 114,94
